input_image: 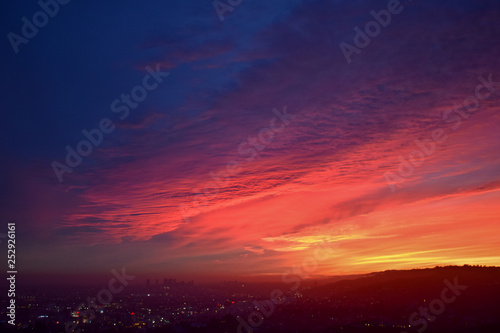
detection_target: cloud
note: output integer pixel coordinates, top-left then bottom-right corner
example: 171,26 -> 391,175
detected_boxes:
4,0 -> 500,278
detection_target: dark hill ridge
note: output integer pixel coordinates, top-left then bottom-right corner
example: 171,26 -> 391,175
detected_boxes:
285,265 -> 500,332
307,265 -> 500,297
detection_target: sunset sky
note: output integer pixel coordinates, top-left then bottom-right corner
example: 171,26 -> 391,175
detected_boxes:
1,0 -> 500,283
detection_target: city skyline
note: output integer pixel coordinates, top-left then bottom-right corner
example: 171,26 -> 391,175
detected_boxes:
2,0 -> 500,284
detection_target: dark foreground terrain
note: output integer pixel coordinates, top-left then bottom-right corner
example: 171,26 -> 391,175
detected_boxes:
1,266 -> 499,333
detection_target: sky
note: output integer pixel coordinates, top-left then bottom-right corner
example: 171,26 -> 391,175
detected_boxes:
1,0 -> 500,284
